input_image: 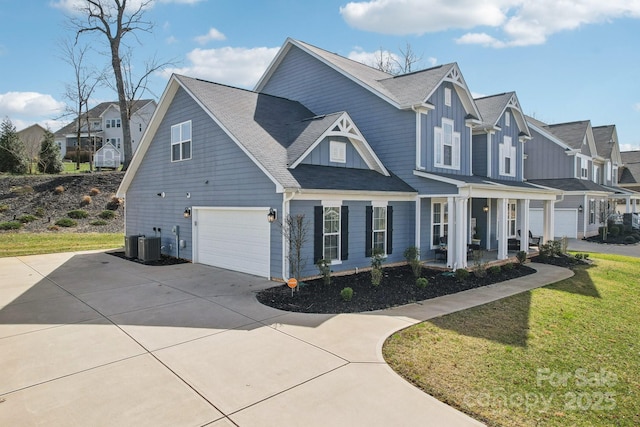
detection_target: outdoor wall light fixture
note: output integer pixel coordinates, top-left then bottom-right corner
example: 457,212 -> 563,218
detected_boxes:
183,207 -> 191,218
267,208 -> 277,223
578,205 -> 583,213
157,192 -> 165,198
483,205 -> 489,213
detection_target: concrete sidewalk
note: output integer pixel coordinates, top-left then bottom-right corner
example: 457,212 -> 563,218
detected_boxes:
0,251 -> 573,426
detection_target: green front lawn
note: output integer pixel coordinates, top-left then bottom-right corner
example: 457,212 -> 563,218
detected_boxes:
0,233 -> 123,257
383,253 -> 640,427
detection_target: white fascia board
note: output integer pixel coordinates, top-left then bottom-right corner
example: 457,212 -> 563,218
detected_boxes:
117,76 -> 180,198
527,120 -> 574,152
290,189 -> 417,202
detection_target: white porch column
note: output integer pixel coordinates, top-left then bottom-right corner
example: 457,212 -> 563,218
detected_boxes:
454,197 -> 469,269
497,198 -> 509,260
626,197 -> 631,213
485,201 -> 492,251
446,197 -> 454,268
415,197 -> 421,252
543,200 -> 555,243
519,199 -> 530,251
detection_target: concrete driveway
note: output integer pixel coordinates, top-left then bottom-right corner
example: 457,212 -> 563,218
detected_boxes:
567,238 -> 640,257
0,251 -> 573,426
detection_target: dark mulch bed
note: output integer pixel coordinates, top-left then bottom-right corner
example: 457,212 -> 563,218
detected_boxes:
108,250 -> 191,266
584,234 -> 639,245
257,263 -> 537,314
530,253 -> 589,268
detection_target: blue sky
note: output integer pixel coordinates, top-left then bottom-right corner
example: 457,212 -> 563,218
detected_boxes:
1,0 -> 640,151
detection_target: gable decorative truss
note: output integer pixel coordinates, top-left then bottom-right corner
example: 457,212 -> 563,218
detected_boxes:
430,63 -> 482,122
289,112 -> 390,176
506,93 -> 531,140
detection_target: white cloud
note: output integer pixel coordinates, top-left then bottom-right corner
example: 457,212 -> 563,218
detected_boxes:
0,92 -> 65,118
347,48 -> 399,68
426,56 -> 437,67
194,28 -> 226,45
341,0 -> 640,48
340,0 -> 507,35
160,46 -> 280,88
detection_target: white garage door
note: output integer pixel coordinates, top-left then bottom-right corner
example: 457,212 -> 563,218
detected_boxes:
194,207 -> 270,278
529,208 -> 578,239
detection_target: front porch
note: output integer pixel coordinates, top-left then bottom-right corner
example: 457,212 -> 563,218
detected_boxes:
423,246 -> 540,270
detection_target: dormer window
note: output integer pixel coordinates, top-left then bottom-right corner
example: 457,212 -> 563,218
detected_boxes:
499,136 -> 516,176
329,140 -> 346,163
434,118 -> 460,169
505,111 -> 511,127
444,88 -> 452,107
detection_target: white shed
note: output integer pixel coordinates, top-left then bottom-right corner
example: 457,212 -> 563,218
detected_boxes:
95,142 -> 122,169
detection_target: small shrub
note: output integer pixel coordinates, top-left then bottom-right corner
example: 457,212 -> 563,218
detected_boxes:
416,277 -> 429,288
403,246 -> 422,278
609,225 -> 620,237
10,185 -> 33,195
516,250 -> 527,265
623,235 -> 636,244
17,214 -> 38,223
34,207 -> 45,218
67,209 -> 89,219
539,240 -> 562,258
503,262 -> 515,271
316,259 -> 332,286
47,225 -> 60,231
55,218 -> 77,227
90,187 -> 101,196
488,265 -> 501,276
0,204 -> 8,213
0,221 -> 23,230
371,248 -> 385,286
574,253 -> 584,260
471,249 -> 487,278
54,185 -> 65,194
340,287 -> 354,302
99,210 -> 116,219
106,195 -> 122,210
583,253 -> 589,260
90,220 -> 108,226
455,268 -> 469,281
81,195 -> 92,206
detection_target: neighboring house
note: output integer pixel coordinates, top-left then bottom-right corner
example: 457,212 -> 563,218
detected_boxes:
618,150 -> 640,211
524,118 -> 618,238
94,141 -> 122,169
17,124 -> 47,170
54,99 -> 156,164
118,38 -> 557,280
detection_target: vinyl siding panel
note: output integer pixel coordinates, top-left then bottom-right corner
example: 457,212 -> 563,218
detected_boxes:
472,133 -> 488,176
299,136 -> 369,169
524,128 -> 575,180
125,88 -> 282,275
262,45 -> 436,194
290,199 -> 415,277
491,109 -> 524,181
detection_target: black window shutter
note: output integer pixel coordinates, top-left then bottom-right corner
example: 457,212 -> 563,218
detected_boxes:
386,205 -> 393,255
365,206 -> 373,257
314,206 -> 323,263
341,206 -> 349,260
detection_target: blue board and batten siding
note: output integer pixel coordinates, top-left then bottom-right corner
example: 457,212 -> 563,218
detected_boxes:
472,133 -> 488,177
289,200 -> 415,278
489,109 -> 524,181
300,136 -> 369,169
524,128 -> 574,180
125,87 -> 283,275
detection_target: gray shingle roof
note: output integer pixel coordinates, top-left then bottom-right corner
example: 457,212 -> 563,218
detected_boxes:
620,151 -> 640,184
475,92 -> 513,127
175,75 -> 413,193
427,171 -> 548,190
592,125 -> 615,159
545,121 -> 589,150
528,178 -> 612,193
294,40 -> 460,109
290,164 -> 415,192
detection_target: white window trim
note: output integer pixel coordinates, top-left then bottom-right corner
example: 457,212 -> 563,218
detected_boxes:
171,120 -> 192,162
505,111 -> 511,127
580,157 -> 589,179
322,205 -> 342,264
431,199 -> 449,249
329,140 -> 347,163
372,206 -> 387,255
444,88 -> 452,107
434,118 -> 460,170
507,200 -> 517,238
499,136 -> 516,177
592,165 -> 600,184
